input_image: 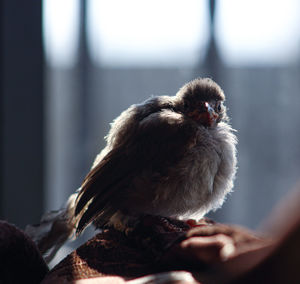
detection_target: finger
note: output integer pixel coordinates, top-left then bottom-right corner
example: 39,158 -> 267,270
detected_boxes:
180,234 -> 236,263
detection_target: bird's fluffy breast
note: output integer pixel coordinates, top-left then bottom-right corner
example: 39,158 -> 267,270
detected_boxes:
123,115 -> 237,220
76,91 -> 237,232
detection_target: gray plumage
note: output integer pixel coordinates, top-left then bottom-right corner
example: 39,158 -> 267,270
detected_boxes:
75,78 -> 237,234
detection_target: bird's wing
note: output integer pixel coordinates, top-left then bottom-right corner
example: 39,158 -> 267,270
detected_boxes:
75,109 -> 197,234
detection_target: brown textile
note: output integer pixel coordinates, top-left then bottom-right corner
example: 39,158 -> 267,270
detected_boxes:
42,216 -> 270,283
42,216 -> 191,282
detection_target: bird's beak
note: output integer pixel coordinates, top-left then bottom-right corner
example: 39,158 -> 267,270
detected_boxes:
187,102 -> 219,127
201,102 -> 219,127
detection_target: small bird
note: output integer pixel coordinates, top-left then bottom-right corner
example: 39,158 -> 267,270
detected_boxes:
75,78 -> 238,234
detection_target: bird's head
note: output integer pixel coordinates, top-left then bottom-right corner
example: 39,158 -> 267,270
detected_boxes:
175,78 -> 228,127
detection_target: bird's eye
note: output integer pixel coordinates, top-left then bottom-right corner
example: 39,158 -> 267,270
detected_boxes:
216,102 -> 222,112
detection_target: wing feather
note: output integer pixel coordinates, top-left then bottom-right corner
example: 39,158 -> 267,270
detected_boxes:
75,148 -> 132,216
75,109 -> 197,233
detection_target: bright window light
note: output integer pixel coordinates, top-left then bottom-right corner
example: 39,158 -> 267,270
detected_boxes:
87,0 -> 209,67
215,0 -> 300,66
43,0 -> 80,68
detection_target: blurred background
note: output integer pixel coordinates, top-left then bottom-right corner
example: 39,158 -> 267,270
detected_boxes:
1,0 -> 300,264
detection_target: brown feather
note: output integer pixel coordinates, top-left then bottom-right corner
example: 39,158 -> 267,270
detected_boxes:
74,78 -> 237,234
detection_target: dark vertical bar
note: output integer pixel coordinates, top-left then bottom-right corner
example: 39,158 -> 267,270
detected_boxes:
202,0 -> 222,80
0,0 -> 3,218
77,0 -> 93,173
0,0 -> 44,228
194,0 -> 221,79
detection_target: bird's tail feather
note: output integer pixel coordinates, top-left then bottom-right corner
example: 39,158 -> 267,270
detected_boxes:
25,190 -> 80,263
75,147 -> 135,234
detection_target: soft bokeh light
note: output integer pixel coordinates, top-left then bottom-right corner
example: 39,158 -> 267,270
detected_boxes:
43,0 -> 300,68
43,0 -> 80,68
87,0 -> 209,67
216,0 -> 300,66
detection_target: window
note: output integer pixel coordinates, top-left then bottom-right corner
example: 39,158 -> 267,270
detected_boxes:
87,0 -> 209,67
215,0 -> 300,66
